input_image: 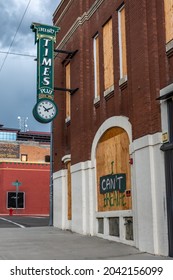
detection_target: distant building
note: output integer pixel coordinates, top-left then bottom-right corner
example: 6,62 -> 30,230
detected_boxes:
0,124 -> 50,215
52,0 -> 173,257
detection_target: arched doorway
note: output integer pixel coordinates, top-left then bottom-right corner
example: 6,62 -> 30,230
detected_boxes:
96,127 -> 132,212
95,126 -> 133,242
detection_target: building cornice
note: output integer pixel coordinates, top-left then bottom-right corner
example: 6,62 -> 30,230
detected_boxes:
55,0 -> 105,50
53,0 -> 73,23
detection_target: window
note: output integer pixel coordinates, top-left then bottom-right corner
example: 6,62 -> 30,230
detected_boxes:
98,218 -> 104,234
21,154 -> 28,162
45,155 -> 50,162
164,0 -> 173,43
103,18 -> 114,91
7,192 -> 25,209
65,63 -> 71,121
0,132 -> 17,141
109,217 -> 119,237
118,5 -> 127,80
93,34 -> 100,99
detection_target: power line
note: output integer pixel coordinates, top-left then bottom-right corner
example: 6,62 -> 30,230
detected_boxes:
0,50 -> 35,58
0,0 -> 32,73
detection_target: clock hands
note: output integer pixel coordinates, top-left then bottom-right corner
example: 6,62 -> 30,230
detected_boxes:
43,105 -> 53,112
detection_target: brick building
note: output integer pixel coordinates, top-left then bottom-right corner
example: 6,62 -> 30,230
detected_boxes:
52,0 -> 173,256
0,124 -> 50,215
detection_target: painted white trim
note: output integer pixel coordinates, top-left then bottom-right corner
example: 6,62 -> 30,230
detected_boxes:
61,154 -> 71,164
131,133 -> 168,255
94,96 -> 100,105
119,75 -> 127,86
65,116 -> 71,124
71,161 -> 94,174
96,210 -> 132,218
53,169 -> 68,229
166,39 -> 173,53
130,133 -> 162,153
103,85 -> 114,98
53,169 -> 66,180
91,116 -> 132,161
93,34 -> 99,99
160,83 -> 173,97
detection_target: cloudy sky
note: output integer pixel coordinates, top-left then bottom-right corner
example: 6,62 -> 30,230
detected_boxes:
0,0 -> 61,132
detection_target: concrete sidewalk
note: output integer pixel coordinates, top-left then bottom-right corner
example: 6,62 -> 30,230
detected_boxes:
0,226 -> 172,260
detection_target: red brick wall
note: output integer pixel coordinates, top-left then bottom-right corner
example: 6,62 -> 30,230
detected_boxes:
53,0 -> 173,171
0,162 -> 50,215
20,144 -> 50,162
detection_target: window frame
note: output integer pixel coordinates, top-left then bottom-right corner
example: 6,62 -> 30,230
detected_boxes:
93,33 -> 100,101
118,4 -> 127,81
7,191 -> 25,209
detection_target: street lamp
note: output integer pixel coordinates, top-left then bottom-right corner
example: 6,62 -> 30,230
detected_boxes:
17,116 -> 29,132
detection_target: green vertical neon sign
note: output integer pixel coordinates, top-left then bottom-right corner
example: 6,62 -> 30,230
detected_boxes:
30,23 -> 60,101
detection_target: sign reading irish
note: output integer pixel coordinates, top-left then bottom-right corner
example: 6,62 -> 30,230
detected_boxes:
31,23 -> 60,123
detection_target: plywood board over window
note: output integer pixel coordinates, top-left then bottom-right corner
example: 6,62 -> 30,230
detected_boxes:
66,63 -> 71,118
118,5 -> 127,78
96,127 -> 132,212
164,0 -> 173,43
103,18 -> 114,90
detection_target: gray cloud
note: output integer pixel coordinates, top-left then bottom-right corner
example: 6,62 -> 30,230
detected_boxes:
0,0 -> 60,131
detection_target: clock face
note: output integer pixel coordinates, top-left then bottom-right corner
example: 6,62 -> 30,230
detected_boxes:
33,99 -> 58,123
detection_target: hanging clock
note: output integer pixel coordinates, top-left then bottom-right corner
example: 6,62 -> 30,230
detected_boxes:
33,98 -> 58,123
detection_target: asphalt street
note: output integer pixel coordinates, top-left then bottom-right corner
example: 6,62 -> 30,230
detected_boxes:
0,215 -> 49,228
0,216 -> 172,260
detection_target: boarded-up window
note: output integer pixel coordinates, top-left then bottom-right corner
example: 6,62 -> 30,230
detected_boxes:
96,127 -> 132,212
118,5 -> 127,78
103,18 -> 114,90
164,0 -> 173,43
93,34 -> 100,98
66,63 -> 71,118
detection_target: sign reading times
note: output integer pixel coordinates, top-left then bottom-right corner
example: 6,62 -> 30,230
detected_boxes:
31,23 -> 60,123
100,173 -> 126,194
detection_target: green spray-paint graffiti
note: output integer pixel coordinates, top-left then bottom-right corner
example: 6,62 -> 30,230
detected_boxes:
103,191 -> 126,208
100,173 -> 126,208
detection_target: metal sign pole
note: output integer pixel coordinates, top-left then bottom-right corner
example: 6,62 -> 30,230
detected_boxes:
12,180 -> 22,214
16,185 -> 18,213
49,121 -> 53,226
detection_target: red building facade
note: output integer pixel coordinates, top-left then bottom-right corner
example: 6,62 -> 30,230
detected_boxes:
0,162 -> 50,215
52,0 -> 173,257
0,125 -> 50,215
